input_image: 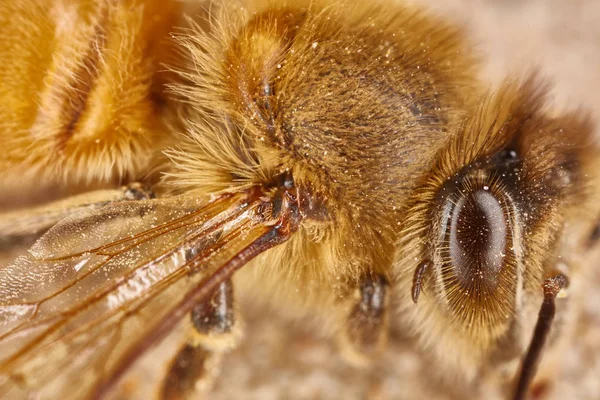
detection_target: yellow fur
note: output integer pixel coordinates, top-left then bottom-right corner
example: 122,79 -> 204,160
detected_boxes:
158,0 -> 478,340
0,0 -> 182,193
2,0 -> 599,396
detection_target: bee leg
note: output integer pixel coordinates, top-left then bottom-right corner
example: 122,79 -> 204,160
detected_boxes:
161,343 -> 223,400
512,274 -> 569,400
339,274 -> 389,366
189,279 -> 243,351
161,279 -> 242,399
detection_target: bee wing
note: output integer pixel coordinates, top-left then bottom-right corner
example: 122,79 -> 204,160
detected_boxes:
0,190 -> 296,399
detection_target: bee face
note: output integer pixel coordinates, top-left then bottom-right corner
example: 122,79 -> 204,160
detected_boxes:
394,80 -> 598,382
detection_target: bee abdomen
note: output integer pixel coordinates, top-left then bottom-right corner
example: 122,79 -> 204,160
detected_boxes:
0,0 -> 180,188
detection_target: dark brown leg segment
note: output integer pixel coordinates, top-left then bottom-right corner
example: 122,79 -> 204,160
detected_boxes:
512,274 -> 569,400
340,274 -> 389,365
160,279 -> 240,399
161,344 -> 221,400
189,279 -> 242,351
191,280 -> 235,337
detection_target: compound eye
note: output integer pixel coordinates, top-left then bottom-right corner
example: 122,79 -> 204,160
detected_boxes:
448,189 -> 508,288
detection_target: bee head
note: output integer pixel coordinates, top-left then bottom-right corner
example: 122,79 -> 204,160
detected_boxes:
396,78 -> 596,379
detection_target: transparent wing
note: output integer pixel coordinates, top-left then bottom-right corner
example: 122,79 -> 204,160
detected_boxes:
0,189 -> 298,399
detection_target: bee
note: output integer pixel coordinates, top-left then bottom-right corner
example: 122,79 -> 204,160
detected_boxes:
0,0 -> 599,399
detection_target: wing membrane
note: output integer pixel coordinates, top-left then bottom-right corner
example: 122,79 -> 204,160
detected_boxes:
0,189 -> 297,399
0,188 -> 135,241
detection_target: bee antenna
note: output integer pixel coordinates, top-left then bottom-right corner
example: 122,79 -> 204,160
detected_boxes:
411,260 -> 430,304
511,274 -> 569,400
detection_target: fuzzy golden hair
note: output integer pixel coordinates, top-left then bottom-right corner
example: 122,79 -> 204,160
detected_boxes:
1,0 -> 600,398
0,0 -> 183,192
161,0 -> 480,333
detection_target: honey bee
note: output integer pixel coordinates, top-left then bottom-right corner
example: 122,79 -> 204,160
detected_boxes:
1,0 -> 599,399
